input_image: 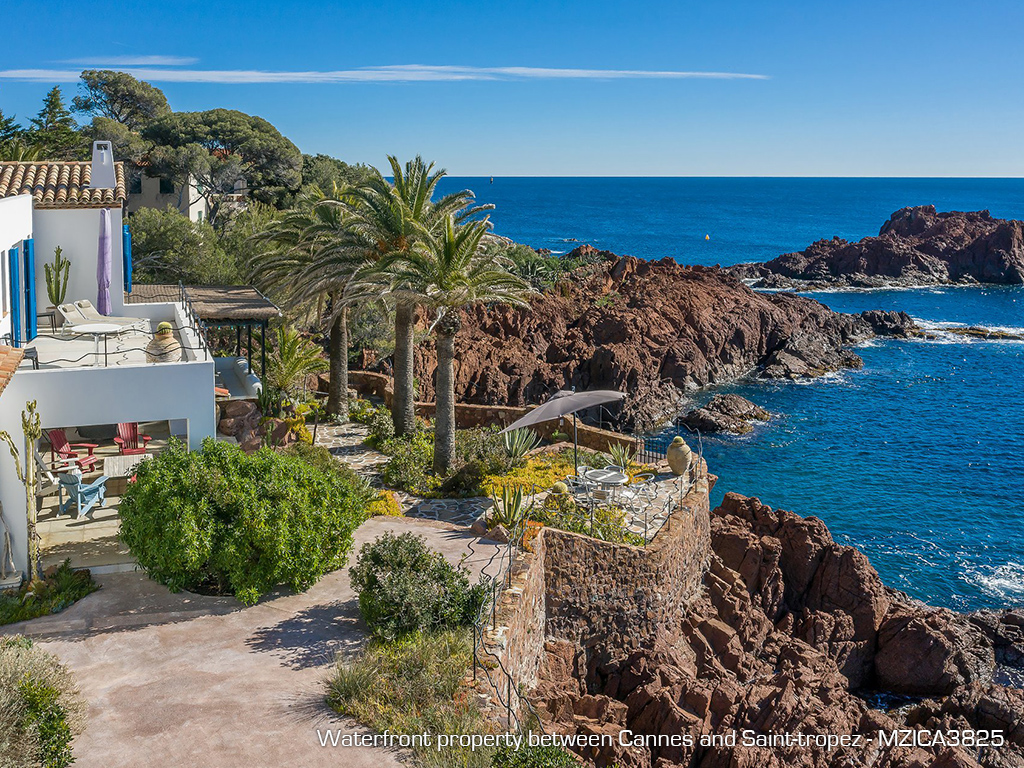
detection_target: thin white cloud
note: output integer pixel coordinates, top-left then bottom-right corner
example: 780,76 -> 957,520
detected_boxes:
58,56 -> 200,67
0,64 -> 768,84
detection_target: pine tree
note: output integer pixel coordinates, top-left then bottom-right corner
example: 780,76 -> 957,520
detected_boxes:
27,86 -> 83,159
0,108 -> 21,143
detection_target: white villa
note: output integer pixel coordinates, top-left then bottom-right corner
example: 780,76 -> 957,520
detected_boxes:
0,149 -> 272,583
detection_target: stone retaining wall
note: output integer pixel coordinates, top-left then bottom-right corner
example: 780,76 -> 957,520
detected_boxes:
475,462 -> 712,720
542,461 -> 711,656
345,370 -> 638,454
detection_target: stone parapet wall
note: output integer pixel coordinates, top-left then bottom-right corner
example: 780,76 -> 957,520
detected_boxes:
540,461 -> 711,656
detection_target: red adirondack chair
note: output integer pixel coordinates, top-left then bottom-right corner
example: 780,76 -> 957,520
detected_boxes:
47,429 -> 99,471
114,423 -> 152,456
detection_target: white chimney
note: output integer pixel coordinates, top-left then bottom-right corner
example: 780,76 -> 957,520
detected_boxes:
88,141 -> 117,189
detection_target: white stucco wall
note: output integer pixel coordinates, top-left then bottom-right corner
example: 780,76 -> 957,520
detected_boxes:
0,349 -> 216,578
0,196 -> 34,342
32,207 -> 124,317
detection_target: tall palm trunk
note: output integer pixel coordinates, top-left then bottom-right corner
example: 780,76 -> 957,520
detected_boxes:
432,311 -> 461,474
327,301 -> 349,418
392,301 -> 417,437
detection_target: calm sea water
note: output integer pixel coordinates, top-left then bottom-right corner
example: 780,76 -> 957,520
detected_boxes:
440,178 -> 1024,611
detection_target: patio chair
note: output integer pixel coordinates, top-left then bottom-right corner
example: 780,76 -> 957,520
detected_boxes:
47,429 -> 99,472
73,300 -> 148,331
33,449 -> 65,497
114,422 -> 152,455
57,471 -> 109,519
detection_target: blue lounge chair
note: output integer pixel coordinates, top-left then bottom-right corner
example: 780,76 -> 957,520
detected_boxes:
58,472 -> 109,519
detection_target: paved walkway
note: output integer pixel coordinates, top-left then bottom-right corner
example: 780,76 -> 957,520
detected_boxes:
2,517 -> 505,768
316,423 -> 493,526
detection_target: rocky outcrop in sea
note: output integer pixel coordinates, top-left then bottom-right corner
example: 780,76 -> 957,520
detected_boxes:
410,249 -> 917,431
727,206 -> 1024,289
533,492 -> 1024,768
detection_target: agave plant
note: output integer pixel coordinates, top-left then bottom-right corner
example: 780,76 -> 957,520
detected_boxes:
489,484 -> 528,531
608,442 -> 636,469
503,427 -> 541,464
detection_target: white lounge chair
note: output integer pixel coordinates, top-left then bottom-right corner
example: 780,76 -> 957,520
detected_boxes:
57,301 -> 148,336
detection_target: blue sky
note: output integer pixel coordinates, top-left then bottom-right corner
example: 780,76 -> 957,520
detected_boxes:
1,0 -> 1022,176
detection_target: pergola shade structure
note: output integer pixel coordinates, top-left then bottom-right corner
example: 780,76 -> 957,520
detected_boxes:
126,284 -> 280,377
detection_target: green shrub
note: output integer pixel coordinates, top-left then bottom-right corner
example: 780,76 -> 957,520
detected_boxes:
492,744 -> 578,768
349,532 -> 486,639
0,560 -> 98,626
503,428 -> 541,465
347,398 -> 376,424
119,438 -> 371,604
0,636 -> 85,768
327,629 -> 488,768
379,432 -> 436,495
280,442 -> 375,501
536,496 -> 645,546
365,406 -> 395,445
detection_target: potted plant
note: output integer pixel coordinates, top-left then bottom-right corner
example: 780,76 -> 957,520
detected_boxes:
44,246 -> 70,323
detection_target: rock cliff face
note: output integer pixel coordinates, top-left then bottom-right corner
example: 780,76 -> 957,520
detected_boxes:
410,250 -> 916,431
533,493 -> 1024,768
728,206 -> 1024,289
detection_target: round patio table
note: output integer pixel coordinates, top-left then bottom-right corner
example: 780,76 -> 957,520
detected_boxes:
583,467 -> 629,499
72,323 -> 124,367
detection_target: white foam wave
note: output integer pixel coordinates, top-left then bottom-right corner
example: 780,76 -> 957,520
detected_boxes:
967,562 -> 1024,601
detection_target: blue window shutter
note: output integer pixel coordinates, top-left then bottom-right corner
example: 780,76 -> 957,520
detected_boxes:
23,238 -> 36,340
122,223 -> 132,293
8,246 -> 20,347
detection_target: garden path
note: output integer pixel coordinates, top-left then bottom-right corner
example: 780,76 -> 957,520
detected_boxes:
1,516 -> 505,768
315,422 -> 493,527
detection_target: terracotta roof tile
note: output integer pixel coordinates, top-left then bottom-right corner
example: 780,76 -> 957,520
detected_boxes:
0,161 -> 126,209
0,346 -> 25,400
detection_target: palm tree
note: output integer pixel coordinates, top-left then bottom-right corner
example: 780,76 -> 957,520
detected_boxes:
382,216 -> 531,473
265,325 -> 329,399
250,187 -> 370,417
344,156 -> 490,437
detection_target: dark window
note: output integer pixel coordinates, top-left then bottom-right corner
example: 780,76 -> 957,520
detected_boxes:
159,177 -> 176,195
128,174 -> 142,194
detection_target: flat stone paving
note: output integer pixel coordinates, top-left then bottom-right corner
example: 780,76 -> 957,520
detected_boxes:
2,516 -> 506,768
316,423 -> 493,527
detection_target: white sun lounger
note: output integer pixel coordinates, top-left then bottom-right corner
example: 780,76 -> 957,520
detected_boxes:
57,301 -> 148,336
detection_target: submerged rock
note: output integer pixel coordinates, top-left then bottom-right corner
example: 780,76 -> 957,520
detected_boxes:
728,206 -> 1024,289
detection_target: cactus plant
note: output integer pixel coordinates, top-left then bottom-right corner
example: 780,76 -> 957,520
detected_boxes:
608,442 -> 636,469
43,246 -> 70,308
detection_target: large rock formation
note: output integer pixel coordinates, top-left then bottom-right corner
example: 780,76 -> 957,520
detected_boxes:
409,250 -> 916,431
728,206 -> 1024,289
532,493 -> 1024,768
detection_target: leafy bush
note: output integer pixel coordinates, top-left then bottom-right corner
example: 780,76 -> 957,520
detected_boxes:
0,560 -> 98,626
327,629 -> 488,768
379,432 -> 436,495
492,744 -> 578,768
367,490 -> 403,517
0,636 -> 85,768
535,495 -> 645,546
119,438 -> 371,604
280,441 -> 374,496
347,398 -> 376,424
365,406 -> 395,445
349,532 -> 486,639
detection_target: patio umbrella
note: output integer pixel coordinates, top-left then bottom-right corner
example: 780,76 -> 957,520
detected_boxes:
500,388 -> 625,473
96,208 -> 112,316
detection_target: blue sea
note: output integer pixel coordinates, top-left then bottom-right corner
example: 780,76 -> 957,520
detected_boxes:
440,178 -> 1024,612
